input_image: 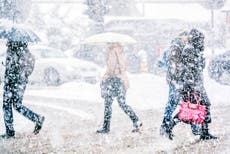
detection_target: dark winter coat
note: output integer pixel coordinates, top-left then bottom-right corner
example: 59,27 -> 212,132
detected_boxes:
4,41 -> 35,84
178,30 -> 211,109
177,44 -> 205,87
177,29 -> 206,90
166,37 -> 186,85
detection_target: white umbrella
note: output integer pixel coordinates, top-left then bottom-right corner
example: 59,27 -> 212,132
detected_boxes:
84,32 -> 137,44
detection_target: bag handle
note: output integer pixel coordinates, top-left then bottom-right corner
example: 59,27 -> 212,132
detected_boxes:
194,91 -> 200,105
187,91 -> 200,105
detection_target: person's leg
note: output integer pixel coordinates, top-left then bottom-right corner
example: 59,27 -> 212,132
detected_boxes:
200,122 -> 218,140
2,83 -> 15,138
1,82 -> 15,138
12,83 -> 45,134
196,86 -> 217,140
12,83 -> 41,123
199,104 -> 217,140
117,94 -> 139,123
116,92 -> 142,132
160,84 -> 179,136
13,98 -> 42,123
112,77 -> 142,132
97,96 -> 113,133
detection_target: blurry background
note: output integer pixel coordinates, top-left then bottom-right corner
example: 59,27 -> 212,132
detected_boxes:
1,1 -> 230,153
0,0 -> 230,81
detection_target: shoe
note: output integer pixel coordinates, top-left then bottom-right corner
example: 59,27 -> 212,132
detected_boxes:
191,123 -> 202,135
200,133 -> 218,140
96,119 -> 110,134
0,133 -> 15,139
33,116 -> 45,135
132,121 -> 143,132
160,124 -> 174,140
96,128 -> 110,134
200,123 -> 218,140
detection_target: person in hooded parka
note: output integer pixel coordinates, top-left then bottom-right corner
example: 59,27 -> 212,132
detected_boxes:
170,29 -> 218,140
160,31 -> 189,140
1,41 -> 45,139
97,43 -> 142,133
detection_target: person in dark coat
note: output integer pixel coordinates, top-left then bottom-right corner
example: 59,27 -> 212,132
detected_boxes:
96,43 -> 142,134
170,29 -> 218,140
0,41 -> 45,139
160,31 -> 189,140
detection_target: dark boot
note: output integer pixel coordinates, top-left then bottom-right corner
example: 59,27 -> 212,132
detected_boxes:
160,119 -> 176,140
132,120 -> 143,132
160,115 -> 181,140
0,130 -> 15,139
200,123 -> 218,140
160,124 -> 174,140
33,116 -> 45,135
191,123 -> 202,135
96,120 -> 110,134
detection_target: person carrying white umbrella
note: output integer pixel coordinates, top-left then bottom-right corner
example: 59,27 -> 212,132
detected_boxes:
85,32 -> 142,133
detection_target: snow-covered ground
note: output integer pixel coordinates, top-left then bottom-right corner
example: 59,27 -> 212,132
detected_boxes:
0,71 -> 229,153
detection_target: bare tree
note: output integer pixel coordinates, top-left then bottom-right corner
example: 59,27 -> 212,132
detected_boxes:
0,0 -> 32,23
84,0 -> 109,33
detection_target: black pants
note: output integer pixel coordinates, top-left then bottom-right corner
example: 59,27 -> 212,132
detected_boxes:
101,77 -> 139,124
3,80 -> 41,134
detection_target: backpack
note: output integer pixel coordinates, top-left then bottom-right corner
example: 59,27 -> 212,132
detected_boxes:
5,41 -> 35,79
22,50 -> 35,77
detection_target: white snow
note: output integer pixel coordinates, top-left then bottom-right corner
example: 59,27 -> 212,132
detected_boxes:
0,0 -> 230,153
22,71 -> 230,111
0,72 -> 229,153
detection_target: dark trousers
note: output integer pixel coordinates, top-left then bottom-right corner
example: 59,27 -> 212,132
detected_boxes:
101,77 -> 139,125
161,83 -> 179,126
3,81 -> 41,134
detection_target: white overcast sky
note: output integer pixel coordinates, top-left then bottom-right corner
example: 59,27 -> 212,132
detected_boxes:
34,1 -> 230,22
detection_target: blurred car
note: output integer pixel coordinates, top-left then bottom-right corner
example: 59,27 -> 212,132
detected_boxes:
71,44 -> 106,67
0,45 -> 102,86
208,51 -> 230,85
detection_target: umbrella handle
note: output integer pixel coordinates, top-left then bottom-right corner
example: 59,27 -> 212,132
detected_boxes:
1,61 -> 5,66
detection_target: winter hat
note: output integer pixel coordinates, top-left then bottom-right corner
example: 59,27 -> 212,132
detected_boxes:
189,29 -> 204,39
189,28 -> 205,51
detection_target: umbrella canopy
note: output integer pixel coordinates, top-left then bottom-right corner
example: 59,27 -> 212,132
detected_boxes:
0,24 -> 41,43
84,32 -> 137,44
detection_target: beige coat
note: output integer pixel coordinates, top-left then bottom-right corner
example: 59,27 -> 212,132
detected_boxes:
103,44 -> 129,90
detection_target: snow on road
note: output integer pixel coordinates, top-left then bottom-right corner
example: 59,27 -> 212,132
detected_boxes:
28,101 -> 94,120
0,73 -> 229,153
